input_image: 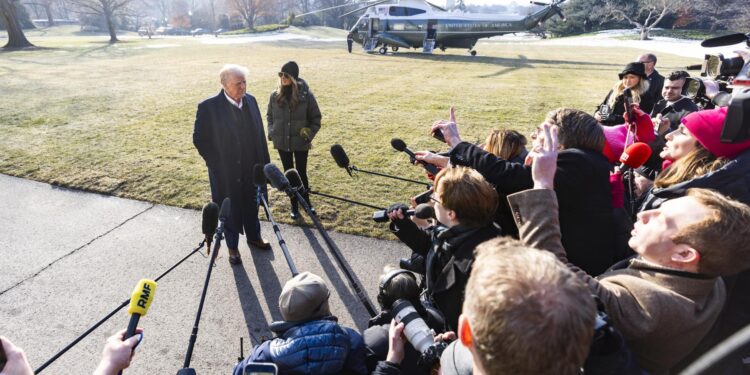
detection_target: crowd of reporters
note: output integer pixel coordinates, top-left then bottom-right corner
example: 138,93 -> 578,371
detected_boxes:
5,50 -> 750,375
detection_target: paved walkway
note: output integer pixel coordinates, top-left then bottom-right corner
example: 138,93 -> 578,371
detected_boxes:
0,174 -> 409,374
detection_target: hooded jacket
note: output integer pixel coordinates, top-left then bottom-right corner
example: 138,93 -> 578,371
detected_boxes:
267,78 -> 322,152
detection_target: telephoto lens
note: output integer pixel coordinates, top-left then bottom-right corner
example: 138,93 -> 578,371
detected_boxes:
391,299 -> 435,354
391,299 -> 448,368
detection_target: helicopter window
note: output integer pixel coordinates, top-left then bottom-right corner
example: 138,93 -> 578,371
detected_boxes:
389,6 -> 426,16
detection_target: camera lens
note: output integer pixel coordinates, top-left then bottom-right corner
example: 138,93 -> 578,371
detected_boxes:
722,56 -> 746,77
391,299 -> 435,354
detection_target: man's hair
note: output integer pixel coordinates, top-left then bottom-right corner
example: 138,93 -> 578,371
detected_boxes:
463,237 -> 595,375
672,188 -> 750,277
642,53 -> 657,64
434,166 -> 498,228
546,108 -> 606,152
667,70 -> 690,82
219,64 -> 249,84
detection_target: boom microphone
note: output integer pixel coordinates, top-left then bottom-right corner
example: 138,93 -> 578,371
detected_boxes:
218,197 -> 231,222
263,163 -> 291,193
701,32 -> 749,48
372,203 -> 435,223
201,202 -> 219,247
390,138 -> 439,175
619,142 -> 652,170
285,168 -> 305,192
330,144 -> 352,176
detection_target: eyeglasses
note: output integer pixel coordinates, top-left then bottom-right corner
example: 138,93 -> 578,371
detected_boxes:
430,193 -> 441,205
278,72 -> 290,78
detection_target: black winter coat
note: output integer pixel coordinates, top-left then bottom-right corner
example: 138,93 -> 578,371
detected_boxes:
450,142 -> 615,276
390,219 -> 500,331
598,89 -> 655,126
193,90 -> 270,233
267,79 -> 322,152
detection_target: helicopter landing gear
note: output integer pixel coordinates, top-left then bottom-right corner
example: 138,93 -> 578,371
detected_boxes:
470,50 -> 477,56
379,46 -> 388,55
392,46 -> 399,52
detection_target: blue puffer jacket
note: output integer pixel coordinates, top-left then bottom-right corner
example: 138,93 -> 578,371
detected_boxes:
233,317 -> 367,375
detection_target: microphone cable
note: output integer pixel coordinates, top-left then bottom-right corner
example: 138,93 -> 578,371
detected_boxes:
34,240 -> 207,374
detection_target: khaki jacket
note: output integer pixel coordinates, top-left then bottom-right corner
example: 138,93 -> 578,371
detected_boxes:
507,189 -> 725,374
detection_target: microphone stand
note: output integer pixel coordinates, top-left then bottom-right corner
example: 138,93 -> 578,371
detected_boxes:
350,165 -> 431,187
35,240 -> 207,374
178,221 -> 225,374
309,190 -> 383,210
257,188 -> 299,277
292,186 -> 378,317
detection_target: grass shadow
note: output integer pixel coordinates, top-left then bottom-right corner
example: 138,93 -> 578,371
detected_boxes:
301,226 -> 369,332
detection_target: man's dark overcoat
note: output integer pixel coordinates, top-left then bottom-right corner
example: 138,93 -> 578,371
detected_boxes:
193,90 -> 270,235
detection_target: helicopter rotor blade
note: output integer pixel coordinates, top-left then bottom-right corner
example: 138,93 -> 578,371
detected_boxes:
339,0 -> 392,18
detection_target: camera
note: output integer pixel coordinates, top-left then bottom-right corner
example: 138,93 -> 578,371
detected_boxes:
684,32 -> 750,143
391,299 -> 448,369
399,253 -> 425,274
413,188 -> 434,205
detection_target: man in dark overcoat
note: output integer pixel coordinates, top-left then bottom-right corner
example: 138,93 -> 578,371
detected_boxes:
193,64 -> 271,264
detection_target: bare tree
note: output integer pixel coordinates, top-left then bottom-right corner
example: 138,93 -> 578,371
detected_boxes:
1,0 -> 34,48
693,0 -> 745,32
69,0 -> 135,42
24,0 -> 55,26
226,0 -> 263,29
151,0 -> 168,25
603,0 -> 685,40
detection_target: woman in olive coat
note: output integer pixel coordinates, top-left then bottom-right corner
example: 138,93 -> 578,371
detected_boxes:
267,61 -> 322,219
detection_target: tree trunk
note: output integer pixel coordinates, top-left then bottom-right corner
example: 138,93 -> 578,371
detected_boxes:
45,1 -> 53,26
640,26 -> 650,40
103,5 -> 118,43
1,0 -> 34,48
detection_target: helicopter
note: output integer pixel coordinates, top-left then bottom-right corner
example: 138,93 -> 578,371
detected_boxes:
299,0 -> 567,56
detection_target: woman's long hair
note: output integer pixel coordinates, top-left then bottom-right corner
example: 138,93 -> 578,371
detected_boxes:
484,129 -> 527,160
275,77 -> 299,108
607,76 -> 648,106
654,145 -> 728,188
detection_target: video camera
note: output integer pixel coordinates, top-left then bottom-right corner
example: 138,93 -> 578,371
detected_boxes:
685,32 -> 750,143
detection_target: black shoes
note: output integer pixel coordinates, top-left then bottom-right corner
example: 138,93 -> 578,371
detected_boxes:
290,206 -> 301,220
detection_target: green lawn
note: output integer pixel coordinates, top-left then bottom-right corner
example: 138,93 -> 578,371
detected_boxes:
0,27 -> 696,238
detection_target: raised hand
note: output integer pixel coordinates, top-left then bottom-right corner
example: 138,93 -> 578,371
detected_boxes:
528,122 -> 559,190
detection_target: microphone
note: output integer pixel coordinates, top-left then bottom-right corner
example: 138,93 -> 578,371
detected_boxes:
285,169 -> 305,192
125,279 -> 157,340
701,32 -> 748,47
372,203 -> 435,223
201,202 -> 219,251
253,164 -> 267,186
219,197 -> 231,221
330,144 -> 352,177
623,88 -> 635,124
263,163 -> 292,195
619,142 -> 652,170
390,138 -> 439,175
